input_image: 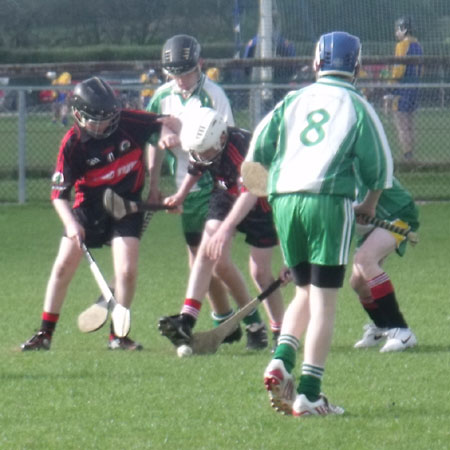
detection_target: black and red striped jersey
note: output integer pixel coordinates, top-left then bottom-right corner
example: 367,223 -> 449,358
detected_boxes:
51,110 -> 162,208
187,127 -> 271,213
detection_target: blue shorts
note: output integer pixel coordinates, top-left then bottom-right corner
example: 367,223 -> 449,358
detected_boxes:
394,88 -> 419,112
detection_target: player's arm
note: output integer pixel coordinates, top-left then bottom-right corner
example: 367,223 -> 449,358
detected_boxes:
52,198 -> 85,247
164,162 -> 203,207
354,189 -> 383,223
205,190 -> 258,260
164,172 -> 201,208
145,142 -> 165,203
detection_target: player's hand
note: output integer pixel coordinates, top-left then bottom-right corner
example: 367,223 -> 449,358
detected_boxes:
163,195 -> 183,214
66,221 -> 85,248
279,267 -> 292,286
205,227 -> 233,260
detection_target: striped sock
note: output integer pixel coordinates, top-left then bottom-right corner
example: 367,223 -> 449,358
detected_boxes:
211,309 -> 234,327
269,320 -> 282,334
181,298 -> 202,321
368,273 -> 407,328
298,363 -> 324,402
41,311 -> 59,336
273,334 -> 300,372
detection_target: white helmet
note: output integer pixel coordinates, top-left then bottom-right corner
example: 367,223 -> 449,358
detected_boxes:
180,107 -> 227,165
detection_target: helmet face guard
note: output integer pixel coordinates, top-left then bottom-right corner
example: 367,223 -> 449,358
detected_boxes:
70,77 -> 121,139
180,107 -> 227,166
314,31 -> 361,79
72,107 -> 120,139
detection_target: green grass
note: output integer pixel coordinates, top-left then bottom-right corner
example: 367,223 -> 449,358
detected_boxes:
0,202 -> 449,449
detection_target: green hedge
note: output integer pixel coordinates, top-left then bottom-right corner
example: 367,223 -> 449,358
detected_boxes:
0,43 -> 237,64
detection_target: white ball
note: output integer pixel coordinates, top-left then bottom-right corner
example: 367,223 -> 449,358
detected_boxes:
177,344 -> 193,358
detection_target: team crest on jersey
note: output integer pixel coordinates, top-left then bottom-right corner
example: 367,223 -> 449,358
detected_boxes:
119,140 -> 131,152
51,172 -> 64,185
86,157 -> 101,166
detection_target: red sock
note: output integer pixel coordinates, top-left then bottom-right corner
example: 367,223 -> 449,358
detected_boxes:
181,298 -> 202,320
41,311 -> 59,335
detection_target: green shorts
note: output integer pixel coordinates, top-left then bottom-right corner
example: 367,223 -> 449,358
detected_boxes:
181,188 -> 211,246
270,193 -> 354,267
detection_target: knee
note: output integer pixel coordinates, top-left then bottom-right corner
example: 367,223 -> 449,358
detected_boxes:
250,264 -> 272,289
117,266 -> 138,286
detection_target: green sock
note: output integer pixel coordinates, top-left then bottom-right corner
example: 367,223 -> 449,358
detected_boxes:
298,375 -> 321,402
243,308 -> 262,326
211,310 -> 234,327
272,334 -> 300,373
298,363 -> 324,402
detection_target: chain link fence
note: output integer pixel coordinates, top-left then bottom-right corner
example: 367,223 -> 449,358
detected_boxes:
1,79 -> 450,203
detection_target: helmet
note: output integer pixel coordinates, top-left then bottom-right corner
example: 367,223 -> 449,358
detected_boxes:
162,34 -> 201,76
395,16 -> 412,38
70,77 -> 120,139
180,107 -> 227,165
314,31 -> 361,78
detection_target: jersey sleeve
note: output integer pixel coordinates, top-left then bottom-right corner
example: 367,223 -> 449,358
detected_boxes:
353,99 -> 394,191
246,105 -> 282,167
51,130 -> 81,201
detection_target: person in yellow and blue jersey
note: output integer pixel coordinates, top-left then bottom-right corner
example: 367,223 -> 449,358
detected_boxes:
391,16 -> 423,161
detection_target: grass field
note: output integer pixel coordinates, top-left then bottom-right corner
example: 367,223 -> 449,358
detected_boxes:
0,202 -> 449,449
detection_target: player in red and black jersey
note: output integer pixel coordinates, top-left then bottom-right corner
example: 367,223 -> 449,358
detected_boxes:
21,77 -> 177,351
158,108 -> 285,353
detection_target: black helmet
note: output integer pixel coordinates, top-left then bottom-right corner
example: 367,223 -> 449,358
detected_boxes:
70,77 -> 120,139
161,34 -> 201,76
395,16 -> 412,35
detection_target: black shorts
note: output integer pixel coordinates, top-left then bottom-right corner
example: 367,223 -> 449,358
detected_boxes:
71,203 -> 143,248
207,190 -> 278,249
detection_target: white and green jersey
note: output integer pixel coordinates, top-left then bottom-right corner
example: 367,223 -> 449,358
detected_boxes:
246,76 -> 393,199
147,73 -> 234,191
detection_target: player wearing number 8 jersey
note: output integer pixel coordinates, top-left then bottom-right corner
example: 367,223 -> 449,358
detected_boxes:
246,32 -> 394,417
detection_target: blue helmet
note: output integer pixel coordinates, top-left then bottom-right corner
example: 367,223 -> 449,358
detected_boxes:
314,31 -> 361,78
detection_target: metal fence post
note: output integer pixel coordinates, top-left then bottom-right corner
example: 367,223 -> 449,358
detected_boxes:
18,89 -> 27,204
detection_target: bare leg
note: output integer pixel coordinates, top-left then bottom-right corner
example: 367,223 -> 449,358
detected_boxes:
279,285 -> 310,340
43,237 -> 83,313
303,286 -> 339,367
187,222 -> 231,316
248,246 -> 284,326
111,236 -> 140,309
393,111 -> 415,159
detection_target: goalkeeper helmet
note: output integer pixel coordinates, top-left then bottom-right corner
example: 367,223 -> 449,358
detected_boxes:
71,77 -> 120,139
162,34 -> 201,76
314,31 -> 361,79
180,107 -> 227,166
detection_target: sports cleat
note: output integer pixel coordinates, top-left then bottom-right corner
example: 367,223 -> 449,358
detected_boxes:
354,323 -> 387,348
380,327 -> 417,353
158,314 -> 192,347
21,331 -> 51,351
271,331 -> 280,354
245,322 -> 268,350
263,359 -> 296,415
222,324 -> 243,344
292,393 -> 344,417
108,336 -> 143,351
